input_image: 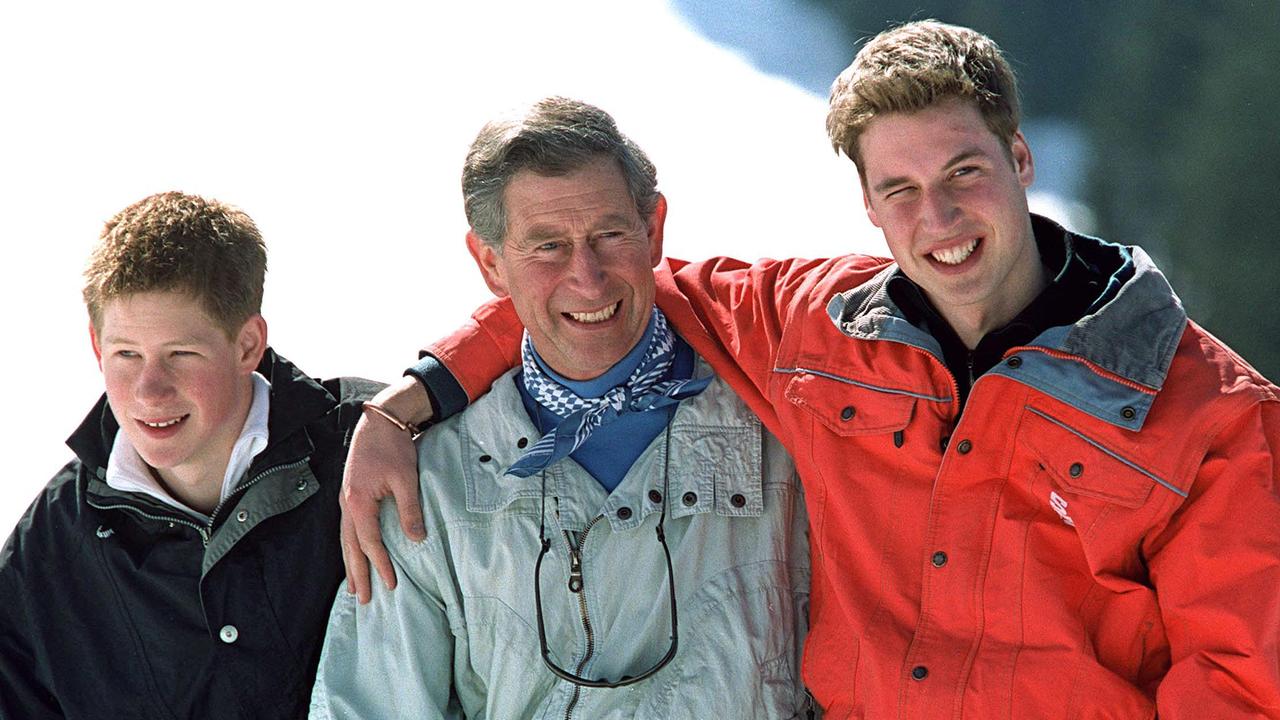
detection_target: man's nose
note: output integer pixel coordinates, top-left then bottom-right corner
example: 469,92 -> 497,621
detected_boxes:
566,244 -> 608,292
135,360 -> 177,404
920,185 -> 961,232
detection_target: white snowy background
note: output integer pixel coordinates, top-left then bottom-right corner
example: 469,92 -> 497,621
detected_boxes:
1,1 -> 1085,535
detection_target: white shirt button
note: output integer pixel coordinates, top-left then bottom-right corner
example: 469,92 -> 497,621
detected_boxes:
219,624 -> 239,644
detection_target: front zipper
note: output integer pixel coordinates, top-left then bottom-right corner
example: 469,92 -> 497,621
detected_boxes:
205,458 -> 311,534
92,501 -> 210,544
562,514 -> 603,720
99,458 -> 311,548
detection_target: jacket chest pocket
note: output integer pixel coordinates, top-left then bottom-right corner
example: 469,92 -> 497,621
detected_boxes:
1016,406 -> 1175,546
783,370 -> 916,438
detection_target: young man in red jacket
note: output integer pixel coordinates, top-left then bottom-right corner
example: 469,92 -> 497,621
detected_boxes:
342,21 -> 1280,718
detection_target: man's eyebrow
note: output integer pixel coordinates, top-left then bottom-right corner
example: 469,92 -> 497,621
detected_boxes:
871,175 -> 912,195
100,335 -> 207,346
870,148 -> 988,194
942,148 -> 986,170
521,213 -> 639,242
523,225 -> 561,243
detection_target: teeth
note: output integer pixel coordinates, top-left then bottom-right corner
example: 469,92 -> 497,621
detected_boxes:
931,239 -> 980,265
143,416 -> 184,428
568,303 -> 618,324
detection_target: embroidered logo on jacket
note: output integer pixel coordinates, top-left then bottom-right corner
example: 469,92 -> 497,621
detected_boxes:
1049,491 -> 1075,527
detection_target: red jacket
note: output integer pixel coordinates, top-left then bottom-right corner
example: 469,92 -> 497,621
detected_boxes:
430,235 -> 1280,718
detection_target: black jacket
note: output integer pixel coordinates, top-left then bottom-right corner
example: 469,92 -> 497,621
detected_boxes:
0,350 -> 379,719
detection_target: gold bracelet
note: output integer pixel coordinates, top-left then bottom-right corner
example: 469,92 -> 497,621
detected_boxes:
362,401 -> 421,435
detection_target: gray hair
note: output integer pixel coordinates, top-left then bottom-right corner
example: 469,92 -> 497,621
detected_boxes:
462,96 -> 660,247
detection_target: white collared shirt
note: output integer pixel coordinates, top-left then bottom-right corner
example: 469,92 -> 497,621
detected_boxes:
105,372 -> 271,522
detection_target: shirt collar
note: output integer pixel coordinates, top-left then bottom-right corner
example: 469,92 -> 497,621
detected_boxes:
885,216 -> 1109,405
105,371 -> 272,520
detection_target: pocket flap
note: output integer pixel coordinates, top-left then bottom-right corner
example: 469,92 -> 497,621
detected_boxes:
1020,407 -> 1156,508
784,371 -> 915,437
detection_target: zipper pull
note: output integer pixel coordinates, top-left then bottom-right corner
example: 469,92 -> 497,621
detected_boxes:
568,550 -> 583,593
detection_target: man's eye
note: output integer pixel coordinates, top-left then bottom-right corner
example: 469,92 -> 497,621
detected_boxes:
172,350 -> 199,357
885,187 -> 915,200
952,166 -> 979,179
116,350 -> 139,359
536,242 -> 562,252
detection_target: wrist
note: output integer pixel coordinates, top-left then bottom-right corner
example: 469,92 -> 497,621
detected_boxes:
361,401 -> 420,436
374,375 -> 434,427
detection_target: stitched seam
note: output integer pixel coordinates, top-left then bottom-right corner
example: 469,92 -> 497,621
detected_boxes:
774,366 -> 951,403
1025,407 -> 1186,498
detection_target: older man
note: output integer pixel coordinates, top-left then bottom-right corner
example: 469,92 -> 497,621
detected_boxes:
344,22 -> 1280,719
310,98 -> 811,719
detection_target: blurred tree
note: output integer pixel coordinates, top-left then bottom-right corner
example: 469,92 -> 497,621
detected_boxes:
805,0 -> 1279,377
1084,2 -> 1280,379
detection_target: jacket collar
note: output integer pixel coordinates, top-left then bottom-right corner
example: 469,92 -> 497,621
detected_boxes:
458,357 -> 765,532
827,216 -> 1187,429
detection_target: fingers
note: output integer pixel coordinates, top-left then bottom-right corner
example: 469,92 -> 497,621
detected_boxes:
337,405 -> 428,603
390,451 -> 427,543
352,506 -> 397,593
340,512 -> 373,604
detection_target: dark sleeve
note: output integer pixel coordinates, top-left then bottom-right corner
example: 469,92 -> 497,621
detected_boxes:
405,354 -> 468,422
320,377 -> 389,437
0,493 -> 67,719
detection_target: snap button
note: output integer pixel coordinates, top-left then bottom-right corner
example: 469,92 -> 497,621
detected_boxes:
911,665 -> 928,680
956,439 -> 972,454
236,510 -> 248,523
730,493 -> 747,508
1069,462 -> 1084,478
295,479 -> 307,491
616,506 -> 632,521
931,551 -> 948,568
939,436 -> 950,452
478,454 -> 492,463
1121,406 -> 1136,420
840,406 -> 855,421
219,625 -> 239,644
682,491 -> 698,507
648,489 -> 663,504
517,437 -> 529,448
1006,356 -> 1023,368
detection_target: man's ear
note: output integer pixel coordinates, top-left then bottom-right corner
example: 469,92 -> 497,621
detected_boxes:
89,321 -> 103,369
1010,130 -> 1035,188
466,230 -> 510,297
860,174 -> 882,228
234,314 -> 268,373
647,194 -> 667,267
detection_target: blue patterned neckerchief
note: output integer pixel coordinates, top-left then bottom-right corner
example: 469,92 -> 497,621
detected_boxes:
505,308 -> 712,479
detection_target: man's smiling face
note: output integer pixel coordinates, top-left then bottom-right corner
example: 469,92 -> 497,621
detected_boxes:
93,290 -> 261,495
860,97 -> 1042,339
468,155 -> 663,380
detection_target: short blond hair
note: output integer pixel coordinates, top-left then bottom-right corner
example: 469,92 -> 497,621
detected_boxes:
827,20 -> 1021,171
83,191 -> 266,336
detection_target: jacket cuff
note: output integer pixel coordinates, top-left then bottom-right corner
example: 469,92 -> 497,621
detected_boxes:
405,355 -> 468,422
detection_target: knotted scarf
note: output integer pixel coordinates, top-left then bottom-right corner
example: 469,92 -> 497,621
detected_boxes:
505,308 -> 711,478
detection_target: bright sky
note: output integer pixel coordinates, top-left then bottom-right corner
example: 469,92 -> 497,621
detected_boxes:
0,1 -> 888,535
